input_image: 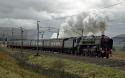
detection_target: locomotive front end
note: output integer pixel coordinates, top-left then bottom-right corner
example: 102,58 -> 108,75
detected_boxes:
76,35 -> 113,58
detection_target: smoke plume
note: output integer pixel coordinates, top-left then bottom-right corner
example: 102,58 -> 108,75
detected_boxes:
58,9 -> 108,38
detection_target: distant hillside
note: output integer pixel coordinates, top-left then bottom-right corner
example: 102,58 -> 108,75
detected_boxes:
113,34 -> 125,38
113,34 -> 125,49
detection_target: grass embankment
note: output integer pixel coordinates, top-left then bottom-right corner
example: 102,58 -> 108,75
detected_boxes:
0,48 -> 48,78
0,47 -> 82,78
1,47 -> 125,78
27,54 -> 125,78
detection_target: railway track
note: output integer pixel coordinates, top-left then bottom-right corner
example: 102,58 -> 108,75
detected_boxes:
9,49 -> 125,71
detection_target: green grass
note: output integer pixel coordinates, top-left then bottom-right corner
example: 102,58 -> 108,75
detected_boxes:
0,47 -> 82,78
1,47 -> 125,78
0,47 -> 48,78
27,54 -> 125,78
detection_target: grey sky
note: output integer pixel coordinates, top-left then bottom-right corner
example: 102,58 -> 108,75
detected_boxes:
0,0 -> 125,37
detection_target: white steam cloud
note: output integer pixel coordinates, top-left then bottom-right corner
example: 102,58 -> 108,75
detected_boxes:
58,9 -> 108,38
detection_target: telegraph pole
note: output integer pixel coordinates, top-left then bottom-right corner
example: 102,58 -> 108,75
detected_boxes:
2,32 -> 5,47
57,28 -> 59,39
36,20 -> 40,56
11,28 -> 14,51
20,27 -> 24,53
41,32 -> 44,39
82,29 -> 83,36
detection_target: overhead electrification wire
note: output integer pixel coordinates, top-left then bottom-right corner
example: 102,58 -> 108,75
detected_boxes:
103,1 -> 125,9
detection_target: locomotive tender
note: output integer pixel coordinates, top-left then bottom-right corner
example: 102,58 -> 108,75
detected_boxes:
7,35 -> 113,58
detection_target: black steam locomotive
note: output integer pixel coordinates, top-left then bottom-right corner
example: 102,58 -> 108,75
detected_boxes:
7,35 -> 113,58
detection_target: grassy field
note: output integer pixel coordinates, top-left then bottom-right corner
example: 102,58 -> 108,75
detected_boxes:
1,47 -> 125,78
0,47 -> 83,78
111,48 -> 125,60
0,48 -> 49,78
27,54 -> 125,78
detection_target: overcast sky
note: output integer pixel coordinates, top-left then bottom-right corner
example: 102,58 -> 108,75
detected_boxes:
0,0 -> 125,37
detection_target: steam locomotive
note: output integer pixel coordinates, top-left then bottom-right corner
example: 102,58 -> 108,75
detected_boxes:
7,35 -> 113,58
